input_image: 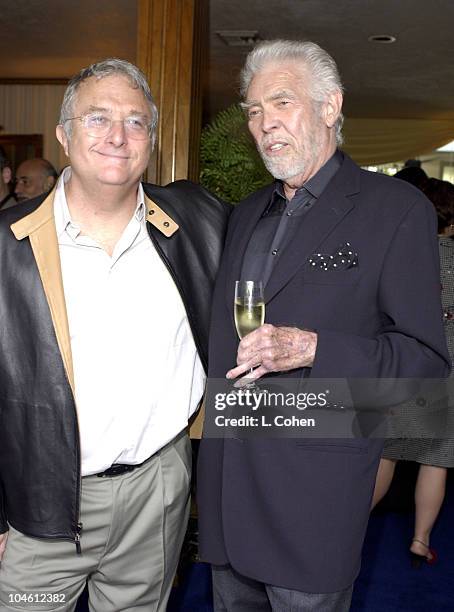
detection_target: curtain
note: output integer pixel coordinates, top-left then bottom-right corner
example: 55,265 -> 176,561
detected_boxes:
0,84 -> 68,171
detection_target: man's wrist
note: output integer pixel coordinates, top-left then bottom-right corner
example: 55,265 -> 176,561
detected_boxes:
301,329 -> 317,367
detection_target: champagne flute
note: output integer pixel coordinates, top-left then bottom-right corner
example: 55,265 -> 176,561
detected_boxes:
234,281 -> 265,382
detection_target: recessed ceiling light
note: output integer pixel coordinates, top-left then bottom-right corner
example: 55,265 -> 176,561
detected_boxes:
368,34 -> 397,44
216,30 -> 262,47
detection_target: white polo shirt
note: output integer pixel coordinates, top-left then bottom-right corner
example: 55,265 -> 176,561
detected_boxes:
54,168 -> 205,476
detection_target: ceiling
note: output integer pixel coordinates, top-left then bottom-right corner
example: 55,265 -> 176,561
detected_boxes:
0,0 -> 137,79
209,0 -> 454,122
0,0 -> 453,124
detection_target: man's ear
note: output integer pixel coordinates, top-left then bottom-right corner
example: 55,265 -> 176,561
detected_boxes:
56,125 -> 70,157
2,166 -> 12,184
323,90 -> 343,129
44,175 -> 56,192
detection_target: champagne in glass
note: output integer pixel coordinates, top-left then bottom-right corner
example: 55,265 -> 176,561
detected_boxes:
234,281 -> 265,386
234,281 -> 265,339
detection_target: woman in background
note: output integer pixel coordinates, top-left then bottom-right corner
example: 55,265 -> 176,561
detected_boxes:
373,178 -> 454,566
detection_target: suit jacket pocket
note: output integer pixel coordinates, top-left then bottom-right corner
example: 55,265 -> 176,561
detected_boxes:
296,439 -> 368,454
302,268 -> 361,285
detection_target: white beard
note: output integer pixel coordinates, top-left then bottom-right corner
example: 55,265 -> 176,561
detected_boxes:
260,153 -> 308,181
258,136 -> 322,181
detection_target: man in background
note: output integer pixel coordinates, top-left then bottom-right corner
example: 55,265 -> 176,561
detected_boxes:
0,146 -> 16,210
14,157 -> 58,202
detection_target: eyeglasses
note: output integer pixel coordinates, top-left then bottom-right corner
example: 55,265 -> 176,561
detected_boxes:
64,113 -> 152,140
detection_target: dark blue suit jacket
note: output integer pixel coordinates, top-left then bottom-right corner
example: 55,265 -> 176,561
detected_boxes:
197,153 -> 450,592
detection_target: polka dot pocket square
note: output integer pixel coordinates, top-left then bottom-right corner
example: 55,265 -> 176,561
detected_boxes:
308,242 -> 359,271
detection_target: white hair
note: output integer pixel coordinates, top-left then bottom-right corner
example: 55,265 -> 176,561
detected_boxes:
240,40 -> 344,145
59,58 -> 158,147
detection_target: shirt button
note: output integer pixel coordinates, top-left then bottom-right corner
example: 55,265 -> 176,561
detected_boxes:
272,249 -> 278,256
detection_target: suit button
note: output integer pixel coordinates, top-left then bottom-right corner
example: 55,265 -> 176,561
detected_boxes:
272,249 -> 278,256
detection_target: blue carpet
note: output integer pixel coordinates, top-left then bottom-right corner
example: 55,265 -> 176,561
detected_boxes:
168,471 -> 454,611
168,564 -> 213,612
76,470 -> 454,611
350,473 -> 454,612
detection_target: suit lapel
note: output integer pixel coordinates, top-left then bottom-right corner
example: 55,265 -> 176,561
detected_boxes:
225,184 -> 275,307
10,191 -> 75,394
264,154 -> 361,304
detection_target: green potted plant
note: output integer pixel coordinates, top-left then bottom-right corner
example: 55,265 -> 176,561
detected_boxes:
200,104 -> 271,203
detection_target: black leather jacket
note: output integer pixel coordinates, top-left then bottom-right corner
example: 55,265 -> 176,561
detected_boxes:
0,180 -> 230,548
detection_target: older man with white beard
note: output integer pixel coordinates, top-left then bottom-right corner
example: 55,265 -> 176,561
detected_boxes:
197,39 -> 449,612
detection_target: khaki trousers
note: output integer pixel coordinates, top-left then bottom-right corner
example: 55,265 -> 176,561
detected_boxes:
0,432 -> 191,612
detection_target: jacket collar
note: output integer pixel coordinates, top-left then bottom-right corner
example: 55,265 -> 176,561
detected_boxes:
264,153 -> 360,303
9,184 -> 180,398
226,152 -> 362,306
10,189 -> 75,394
11,185 -> 179,241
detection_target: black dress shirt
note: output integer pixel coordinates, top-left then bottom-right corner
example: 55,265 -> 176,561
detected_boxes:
241,150 -> 343,287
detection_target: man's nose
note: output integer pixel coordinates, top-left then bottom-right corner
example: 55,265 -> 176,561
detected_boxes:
261,108 -> 280,132
106,119 -> 127,145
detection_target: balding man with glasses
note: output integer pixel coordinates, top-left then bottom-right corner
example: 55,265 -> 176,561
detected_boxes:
0,59 -> 229,611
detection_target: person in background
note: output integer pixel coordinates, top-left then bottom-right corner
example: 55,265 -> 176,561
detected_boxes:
0,146 -> 16,210
14,157 -> 58,202
0,58 -> 229,611
373,177 -> 454,567
393,165 -> 428,191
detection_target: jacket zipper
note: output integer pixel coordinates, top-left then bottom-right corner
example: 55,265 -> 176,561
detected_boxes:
66,370 -> 83,554
75,522 -> 83,554
73,394 -> 83,554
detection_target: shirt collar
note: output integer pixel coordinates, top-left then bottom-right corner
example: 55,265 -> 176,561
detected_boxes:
272,149 -> 343,203
54,166 -> 145,239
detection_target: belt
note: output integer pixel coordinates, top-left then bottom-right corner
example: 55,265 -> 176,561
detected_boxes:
96,463 -> 138,477
89,430 -> 187,478
95,454 -> 153,478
